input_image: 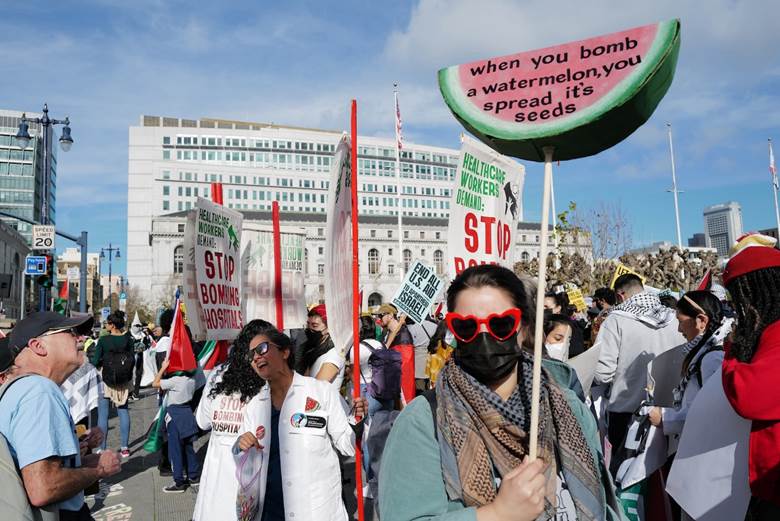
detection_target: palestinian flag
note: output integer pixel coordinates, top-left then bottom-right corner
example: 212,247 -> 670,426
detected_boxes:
696,269 -> 712,291
143,395 -> 168,453
194,339 -> 230,389
53,279 -> 69,315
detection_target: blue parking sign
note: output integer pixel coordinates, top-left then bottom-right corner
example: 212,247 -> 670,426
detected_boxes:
25,255 -> 47,275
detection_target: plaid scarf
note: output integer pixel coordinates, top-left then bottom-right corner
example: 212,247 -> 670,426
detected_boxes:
611,291 -> 675,329
435,353 -> 604,520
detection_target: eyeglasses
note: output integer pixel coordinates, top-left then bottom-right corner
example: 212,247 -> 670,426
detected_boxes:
41,328 -> 80,339
248,341 -> 276,358
445,308 -> 523,343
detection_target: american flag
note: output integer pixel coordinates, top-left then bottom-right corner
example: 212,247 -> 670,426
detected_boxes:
770,140 -> 778,190
395,88 -> 403,151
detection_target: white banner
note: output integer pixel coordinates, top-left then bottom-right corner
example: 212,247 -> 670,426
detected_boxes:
193,197 -> 244,340
241,228 -> 307,328
447,135 -> 525,276
391,260 -> 443,325
324,135 -> 354,357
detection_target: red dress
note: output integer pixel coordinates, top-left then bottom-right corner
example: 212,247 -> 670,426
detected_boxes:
722,319 -> 780,505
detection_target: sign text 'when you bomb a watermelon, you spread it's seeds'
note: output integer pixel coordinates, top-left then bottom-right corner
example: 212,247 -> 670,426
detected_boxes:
467,36 -> 644,122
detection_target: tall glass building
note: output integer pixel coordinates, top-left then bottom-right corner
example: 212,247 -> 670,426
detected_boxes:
0,109 -> 57,244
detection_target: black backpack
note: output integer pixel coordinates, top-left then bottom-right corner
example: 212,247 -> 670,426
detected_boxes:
359,341 -> 402,402
101,338 -> 134,386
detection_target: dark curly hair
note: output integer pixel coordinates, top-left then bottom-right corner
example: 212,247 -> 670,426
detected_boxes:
727,267 -> 780,363
209,319 -> 273,403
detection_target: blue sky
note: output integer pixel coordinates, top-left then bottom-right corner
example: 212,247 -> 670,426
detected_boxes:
3,0 -> 780,277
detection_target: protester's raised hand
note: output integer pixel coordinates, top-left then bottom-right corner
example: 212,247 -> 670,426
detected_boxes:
96,450 -> 121,478
238,432 -> 262,451
479,457 -> 546,521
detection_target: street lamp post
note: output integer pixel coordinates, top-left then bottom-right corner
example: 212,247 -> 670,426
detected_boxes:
16,104 -> 74,311
101,244 -> 120,310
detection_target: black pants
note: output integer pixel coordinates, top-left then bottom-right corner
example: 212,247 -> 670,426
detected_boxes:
607,411 -> 634,449
133,352 -> 144,396
60,504 -> 94,520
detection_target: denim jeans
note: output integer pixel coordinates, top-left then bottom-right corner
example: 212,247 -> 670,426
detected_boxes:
98,396 -> 130,450
360,383 -> 394,481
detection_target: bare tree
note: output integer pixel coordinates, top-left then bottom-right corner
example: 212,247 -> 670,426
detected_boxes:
571,201 -> 633,260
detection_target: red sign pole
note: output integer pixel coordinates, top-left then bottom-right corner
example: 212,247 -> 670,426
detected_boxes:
272,201 -> 284,330
350,99 -> 365,521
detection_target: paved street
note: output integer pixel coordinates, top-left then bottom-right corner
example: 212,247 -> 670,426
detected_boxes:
84,389 -> 366,521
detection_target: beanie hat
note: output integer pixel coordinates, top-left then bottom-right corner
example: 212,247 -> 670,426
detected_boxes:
722,233 -> 780,286
309,304 -> 327,324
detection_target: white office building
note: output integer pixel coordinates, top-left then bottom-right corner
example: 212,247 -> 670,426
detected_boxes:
704,202 -> 743,257
128,115 -> 590,306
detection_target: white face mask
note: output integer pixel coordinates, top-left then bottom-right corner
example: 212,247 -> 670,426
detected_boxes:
545,341 -> 569,362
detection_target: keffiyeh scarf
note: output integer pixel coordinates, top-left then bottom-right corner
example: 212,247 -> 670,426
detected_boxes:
435,353 -> 605,520
611,291 -> 675,329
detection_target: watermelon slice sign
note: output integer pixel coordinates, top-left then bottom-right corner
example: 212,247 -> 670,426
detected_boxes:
438,20 -> 681,161
305,396 -> 320,412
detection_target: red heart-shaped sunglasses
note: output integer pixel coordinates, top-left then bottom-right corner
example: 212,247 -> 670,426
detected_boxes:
445,308 -> 523,343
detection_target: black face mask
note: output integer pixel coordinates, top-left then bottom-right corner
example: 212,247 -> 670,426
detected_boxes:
453,332 -> 522,385
305,329 -> 323,344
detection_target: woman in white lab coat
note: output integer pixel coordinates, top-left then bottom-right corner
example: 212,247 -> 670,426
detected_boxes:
193,319 -> 273,521
237,327 -> 367,521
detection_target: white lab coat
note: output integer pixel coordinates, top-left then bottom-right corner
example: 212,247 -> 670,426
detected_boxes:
242,372 -> 356,521
193,367 -> 251,521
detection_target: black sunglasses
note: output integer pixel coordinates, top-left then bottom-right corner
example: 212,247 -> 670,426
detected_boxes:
248,341 -> 277,358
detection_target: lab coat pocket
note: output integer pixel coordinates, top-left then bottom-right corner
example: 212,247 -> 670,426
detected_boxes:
288,411 -> 329,451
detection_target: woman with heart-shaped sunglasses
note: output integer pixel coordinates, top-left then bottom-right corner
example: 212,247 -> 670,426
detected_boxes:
380,264 -> 624,521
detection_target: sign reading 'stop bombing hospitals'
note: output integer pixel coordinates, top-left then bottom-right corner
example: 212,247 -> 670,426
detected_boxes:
324,135 -> 354,356
194,198 -> 243,340
447,135 -> 525,276
392,260 -> 443,325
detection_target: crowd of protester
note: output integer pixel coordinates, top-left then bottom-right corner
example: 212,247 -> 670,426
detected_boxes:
1,232 -> 779,520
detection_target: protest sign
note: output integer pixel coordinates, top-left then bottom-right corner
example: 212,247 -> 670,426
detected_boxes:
241,227 -> 307,328
447,135 -> 525,276
193,197 -> 243,340
567,343 -> 601,397
182,209 -> 208,339
610,263 -> 646,289
667,368 -> 751,521
647,344 -> 685,407
391,260 -> 443,325
438,20 -> 680,161
564,284 -> 587,312
324,135 -> 354,356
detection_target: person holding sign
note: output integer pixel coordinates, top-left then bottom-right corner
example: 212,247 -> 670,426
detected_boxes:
720,234 -> 780,516
377,303 -> 416,404
646,291 -> 730,438
380,265 -> 623,521
295,305 -> 344,390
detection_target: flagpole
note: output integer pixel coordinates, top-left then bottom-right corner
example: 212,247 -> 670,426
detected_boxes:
667,123 -> 683,250
394,83 -> 404,278
550,167 -> 560,270
769,139 -> 780,239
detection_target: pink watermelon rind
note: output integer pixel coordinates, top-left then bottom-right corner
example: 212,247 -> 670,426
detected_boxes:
438,19 -> 680,162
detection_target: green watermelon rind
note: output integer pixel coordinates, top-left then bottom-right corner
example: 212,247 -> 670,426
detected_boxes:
438,19 -> 681,162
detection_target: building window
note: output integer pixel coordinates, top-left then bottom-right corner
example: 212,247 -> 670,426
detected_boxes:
318,264 -> 325,275
318,246 -> 324,255
318,228 -> 324,237
403,249 -> 412,273
173,245 -> 184,274
521,251 -> 530,262
388,264 -> 395,275
420,231 -> 425,239
178,224 -> 185,233
420,249 -> 426,257
368,248 -> 380,275
435,231 -> 441,240
370,229 -> 376,238
404,231 -> 409,239
388,230 -> 393,238
368,292 -> 383,307
163,200 -> 169,211
434,250 -> 444,275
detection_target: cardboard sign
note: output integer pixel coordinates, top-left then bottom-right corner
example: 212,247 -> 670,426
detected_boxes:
324,135 -> 354,356
193,198 -> 243,340
182,209 -> 208,339
565,284 -> 587,313
391,260 -> 443,324
437,20 -> 680,161
242,227 -> 307,328
647,344 -> 685,407
447,135 -> 525,276
609,263 -> 646,289
666,367 -> 751,521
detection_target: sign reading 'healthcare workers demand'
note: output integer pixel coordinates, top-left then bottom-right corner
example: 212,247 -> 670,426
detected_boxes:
447,135 -> 525,276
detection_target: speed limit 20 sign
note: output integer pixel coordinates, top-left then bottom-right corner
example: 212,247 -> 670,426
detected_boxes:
32,225 -> 56,250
